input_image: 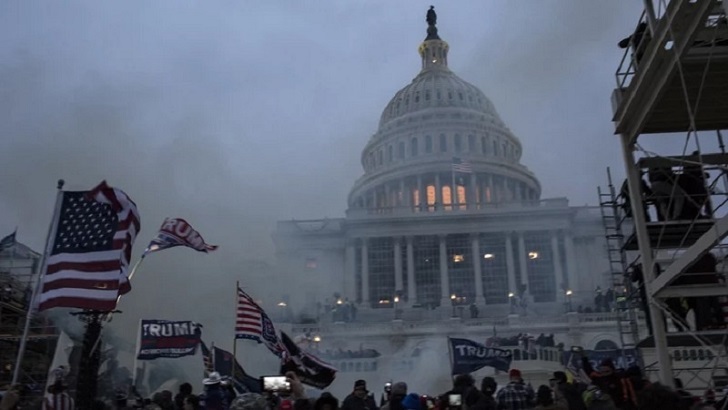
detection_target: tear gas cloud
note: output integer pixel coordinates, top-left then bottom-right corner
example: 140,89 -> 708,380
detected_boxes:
1,0 -> 684,392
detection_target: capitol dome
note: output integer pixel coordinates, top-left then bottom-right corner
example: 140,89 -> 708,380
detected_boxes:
348,9 -> 541,214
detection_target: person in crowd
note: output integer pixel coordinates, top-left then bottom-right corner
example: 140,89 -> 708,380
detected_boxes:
175,383 -> 193,410
0,385 -> 20,410
648,167 -> 685,221
495,369 -> 534,409
479,377 -> 497,410
401,393 -> 420,410
200,372 -> 230,410
581,384 -> 617,410
341,380 -> 378,410
229,393 -> 268,410
637,383 -> 692,410
619,177 -> 652,221
315,392 -> 339,410
551,371 -> 585,410
381,382 -> 407,410
533,385 -> 566,410
182,395 -> 201,410
381,382 -> 392,407
581,357 -> 625,409
43,376 -> 74,410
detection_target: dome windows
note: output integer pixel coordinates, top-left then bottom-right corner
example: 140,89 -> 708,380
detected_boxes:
388,145 -> 393,162
439,134 -> 447,152
411,138 -> 419,157
454,135 -> 462,153
397,142 -> 405,159
425,136 -> 433,153
481,137 -> 487,154
468,135 -> 475,152
425,90 -> 431,101
415,91 -> 420,103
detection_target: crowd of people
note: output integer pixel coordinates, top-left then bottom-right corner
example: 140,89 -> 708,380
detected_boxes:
5,353 -> 728,410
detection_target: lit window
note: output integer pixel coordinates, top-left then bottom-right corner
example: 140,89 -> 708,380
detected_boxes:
442,186 -> 452,208
426,185 -> 436,206
305,258 -> 318,269
457,185 -> 466,205
528,252 -> 539,260
483,253 -> 494,259
453,254 -> 464,263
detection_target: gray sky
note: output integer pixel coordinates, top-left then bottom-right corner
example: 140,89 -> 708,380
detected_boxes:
3,0 -> 695,384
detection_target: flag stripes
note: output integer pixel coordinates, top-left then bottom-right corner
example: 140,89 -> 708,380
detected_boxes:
451,157 -> 473,174
235,286 -> 284,357
38,181 -> 140,311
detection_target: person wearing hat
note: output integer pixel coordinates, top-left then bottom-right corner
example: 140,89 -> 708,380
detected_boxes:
341,380 -> 378,410
495,369 -> 534,409
200,372 -> 230,410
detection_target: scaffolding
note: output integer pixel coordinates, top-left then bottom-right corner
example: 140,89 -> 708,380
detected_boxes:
597,168 -> 641,352
611,0 -> 728,389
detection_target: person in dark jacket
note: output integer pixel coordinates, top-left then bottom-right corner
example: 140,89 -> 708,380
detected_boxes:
478,377 -> 497,410
581,358 -> 625,410
175,383 -> 193,410
551,372 -> 586,410
341,380 -> 378,410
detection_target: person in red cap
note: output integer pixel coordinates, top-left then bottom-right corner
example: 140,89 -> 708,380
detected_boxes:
495,369 -> 534,409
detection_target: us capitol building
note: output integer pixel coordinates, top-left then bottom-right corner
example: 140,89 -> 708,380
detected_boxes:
272,8 -> 636,393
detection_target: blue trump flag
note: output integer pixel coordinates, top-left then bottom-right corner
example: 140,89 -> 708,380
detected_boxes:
449,337 -> 513,375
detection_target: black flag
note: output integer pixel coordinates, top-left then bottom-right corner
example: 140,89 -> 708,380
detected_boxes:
279,332 -> 337,389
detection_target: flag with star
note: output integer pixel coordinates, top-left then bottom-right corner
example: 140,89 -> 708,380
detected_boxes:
38,181 -> 140,311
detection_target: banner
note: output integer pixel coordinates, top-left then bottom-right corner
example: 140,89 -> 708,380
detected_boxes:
280,331 -> 337,389
449,337 -> 513,374
562,348 -> 639,372
212,345 -> 262,393
137,320 -> 202,360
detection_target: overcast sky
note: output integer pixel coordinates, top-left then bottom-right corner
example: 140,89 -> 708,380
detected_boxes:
2,0 -> 703,382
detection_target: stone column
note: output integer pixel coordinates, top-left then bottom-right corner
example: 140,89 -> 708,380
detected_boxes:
517,232 -> 529,293
361,239 -> 370,306
505,233 -> 517,294
435,174 -> 442,211
564,231 -> 577,293
417,175 -> 424,211
551,231 -> 565,302
439,235 -> 450,305
399,179 -> 406,209
470,173 -> 477,210
394,237 -> 403,294
487,174 -> 494,203
471,234 -> 485,305
406,236 -> 416,303
344,240 -> 356,301
372,189 -> 378,211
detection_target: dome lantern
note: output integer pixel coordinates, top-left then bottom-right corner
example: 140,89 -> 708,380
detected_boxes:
420,6 -> 449,71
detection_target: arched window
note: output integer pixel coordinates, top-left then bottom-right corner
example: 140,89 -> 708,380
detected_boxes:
426,185 -> 436,207
468,135 -> 475,152
493,141 -> 498,156
388,145 -> 393,162
439,134 -> 447,152
425,136 -> 433,153
454,135 -> 462,153
481,137 -> 487,154
437,90 -> 442,100
457,185 -> 466,207
415,91 -> 420,103
442,186 -> 452,210
425,90 -> 431,101
398,142 -> 405,159
411,138 -> 419,157
377,150 -> 383,166
594,340 -> 619,351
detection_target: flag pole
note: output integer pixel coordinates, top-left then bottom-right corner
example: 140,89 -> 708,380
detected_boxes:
132,318 -> 141,390
233,281 -> 238,361
447,336 -> 455,376
450,159 -> 457,210
12,179 -> 65,385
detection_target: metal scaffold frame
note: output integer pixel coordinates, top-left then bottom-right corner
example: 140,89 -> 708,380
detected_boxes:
612,0 -> 728,389
597,168 -> 641,352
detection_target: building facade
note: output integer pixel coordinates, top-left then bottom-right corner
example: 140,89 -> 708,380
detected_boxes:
272,10 -> 631,394
274,12 -> 613,318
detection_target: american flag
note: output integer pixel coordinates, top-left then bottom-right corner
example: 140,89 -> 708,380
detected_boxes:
200,340 -> 214,375
38,181 -> 140,312
235,286 -> 284,357
452,157 -> 473,174
0,230 -> 16,252
42,391 -> 74,410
